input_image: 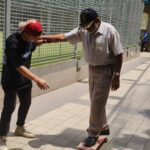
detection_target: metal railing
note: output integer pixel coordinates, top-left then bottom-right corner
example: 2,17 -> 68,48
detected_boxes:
0,0 -> 5,71
0,0 -> 144,70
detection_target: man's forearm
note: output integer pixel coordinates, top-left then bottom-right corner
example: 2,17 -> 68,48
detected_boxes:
16,66 -> 39,82
43,34 -> 67,43
114,53 -> 123,75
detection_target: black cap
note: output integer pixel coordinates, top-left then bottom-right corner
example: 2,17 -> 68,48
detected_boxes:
80,8 -> 98,28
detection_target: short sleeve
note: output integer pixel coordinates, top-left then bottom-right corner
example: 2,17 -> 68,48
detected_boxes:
110,28 -> 123,56
5,39 -> 23,68
64,28 -> 82,44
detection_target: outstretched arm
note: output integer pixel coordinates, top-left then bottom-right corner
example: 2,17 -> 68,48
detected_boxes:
40,34 -> 67,43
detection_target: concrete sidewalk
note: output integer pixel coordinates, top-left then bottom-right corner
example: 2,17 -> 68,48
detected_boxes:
2,52 -> 150,150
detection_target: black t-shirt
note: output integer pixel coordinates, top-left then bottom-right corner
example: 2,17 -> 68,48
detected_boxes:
1,32 -> 36,88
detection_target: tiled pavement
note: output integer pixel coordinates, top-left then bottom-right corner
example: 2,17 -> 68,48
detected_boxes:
2,52 -> 150,150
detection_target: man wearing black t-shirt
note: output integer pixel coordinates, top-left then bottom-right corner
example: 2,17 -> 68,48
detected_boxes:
0,19 -> 49,150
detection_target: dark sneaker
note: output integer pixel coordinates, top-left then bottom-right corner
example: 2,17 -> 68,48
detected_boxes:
100,128 -> 110,135
84,136 -> 98,147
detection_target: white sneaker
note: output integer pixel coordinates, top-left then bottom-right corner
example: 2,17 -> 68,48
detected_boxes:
14,126 -> 35,138
0,137 -> 9,150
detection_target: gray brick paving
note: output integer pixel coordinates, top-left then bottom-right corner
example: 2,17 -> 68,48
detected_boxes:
1,53 -> 150,150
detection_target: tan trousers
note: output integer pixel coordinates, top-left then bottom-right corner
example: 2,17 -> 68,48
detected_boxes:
87,64 -> 114,136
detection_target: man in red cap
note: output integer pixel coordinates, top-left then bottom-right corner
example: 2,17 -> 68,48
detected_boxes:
0,19 -> 49,150
41,8 -> 123,147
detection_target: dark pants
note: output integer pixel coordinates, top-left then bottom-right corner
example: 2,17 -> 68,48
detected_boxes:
0,85 -> 32,136
141,41 -> 148,51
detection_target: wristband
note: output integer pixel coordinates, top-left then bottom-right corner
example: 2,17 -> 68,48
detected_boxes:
114,72 -> 120,77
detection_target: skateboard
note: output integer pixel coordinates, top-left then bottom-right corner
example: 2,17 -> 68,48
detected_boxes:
77,136 -> 107,150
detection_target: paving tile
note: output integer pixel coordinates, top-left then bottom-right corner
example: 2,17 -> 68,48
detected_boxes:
144,139 -> 150,150
3,53 -> 150,150
79,93 -> 90,101
50,137 -> 71,147
7,140 -> 25,149
112,130 -> 133,147
127,142 -> 145,150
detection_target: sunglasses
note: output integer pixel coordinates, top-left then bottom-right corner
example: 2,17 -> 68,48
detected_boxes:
83,20 -> 95,30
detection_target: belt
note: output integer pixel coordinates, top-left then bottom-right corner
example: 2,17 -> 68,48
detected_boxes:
89,64 -> 113,68
89,65 -> 101,68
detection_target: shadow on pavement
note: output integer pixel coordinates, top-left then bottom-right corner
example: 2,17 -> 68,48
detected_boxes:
139,109 -> 150,119
106,129 -> 150,149
9,148 -> 23,150
78,80 -> 88,84
28,128 -> 85,149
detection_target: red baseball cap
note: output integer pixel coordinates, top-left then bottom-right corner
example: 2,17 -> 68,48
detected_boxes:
24,20 -> 43,36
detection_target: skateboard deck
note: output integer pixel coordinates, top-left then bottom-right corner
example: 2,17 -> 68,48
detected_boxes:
77,136 -> 107,150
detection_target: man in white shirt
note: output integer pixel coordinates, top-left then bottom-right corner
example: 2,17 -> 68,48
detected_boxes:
42,8 -> 123,147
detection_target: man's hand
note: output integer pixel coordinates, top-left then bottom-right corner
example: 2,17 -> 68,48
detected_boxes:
35,78 -> 49,90
16,66 -> 49,90
111,75 -> 120,91
38,35 -> 53,43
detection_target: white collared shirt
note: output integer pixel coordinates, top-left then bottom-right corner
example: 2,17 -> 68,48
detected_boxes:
64,21 -> 123,66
